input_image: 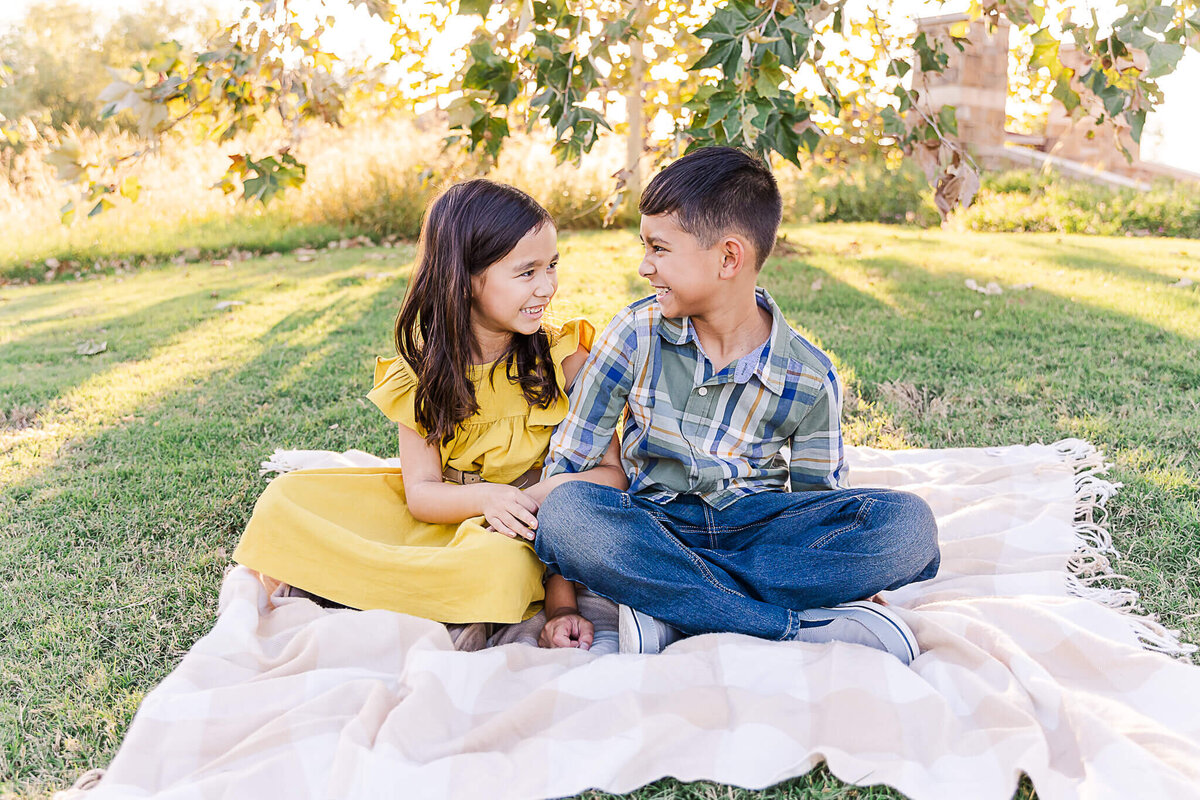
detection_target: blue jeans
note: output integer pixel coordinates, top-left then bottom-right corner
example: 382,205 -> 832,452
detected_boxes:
534,483 -> 940,641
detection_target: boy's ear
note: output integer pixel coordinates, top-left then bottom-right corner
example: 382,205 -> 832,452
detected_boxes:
717,235 -> 752,279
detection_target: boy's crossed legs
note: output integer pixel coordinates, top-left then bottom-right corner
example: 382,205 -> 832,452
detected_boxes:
533,482 -> 940,658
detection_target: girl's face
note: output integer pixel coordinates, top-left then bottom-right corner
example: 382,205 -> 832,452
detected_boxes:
470,222 -> 559,345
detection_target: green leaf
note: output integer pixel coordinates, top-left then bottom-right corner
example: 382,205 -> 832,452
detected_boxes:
458,0 -> 492,17
88,198 -> 114,218
912,32 -> 948,73
1126,109 -> 1147,143
720,107 -> 744,143
881,107 -> 906,137
761,12 -> 811,69
1050,65 -> 1079,111
119,176 -> 140,202
1145,40 -> 1185,78
754,51 -> 785,99
692,0 -> 759,75
1030,28 -> 1059,70
485,115 -> 509,160
1144,5 -> 1174,33
349,0 -> 391,18
707,92 -> 739,126
1083,68 -> 1125,117
239,153 -> 307,204
1116,23 -> 1156,52
529,88 -> 556,109
799,125 -> 821,153
691,40 -> 739,72
937,104 -> 958,136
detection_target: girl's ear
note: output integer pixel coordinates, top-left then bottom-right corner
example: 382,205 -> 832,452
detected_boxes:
470,266 -> 487,300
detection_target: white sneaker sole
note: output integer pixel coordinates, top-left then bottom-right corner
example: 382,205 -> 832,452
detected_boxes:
618,604 -> 659,654
795,601 -> 920,664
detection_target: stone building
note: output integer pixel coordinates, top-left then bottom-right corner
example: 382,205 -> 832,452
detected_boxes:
914,12 -> 1195,185
913,13 -> 1010,157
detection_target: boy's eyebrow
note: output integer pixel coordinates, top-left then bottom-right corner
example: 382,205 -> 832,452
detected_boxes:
640,234 -> 668,245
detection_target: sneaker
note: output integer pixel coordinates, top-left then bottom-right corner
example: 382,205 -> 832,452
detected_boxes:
792,601 -> 919,664
618,605 -> 683,654
447,622 -> 491,652
283,584 -> 349,610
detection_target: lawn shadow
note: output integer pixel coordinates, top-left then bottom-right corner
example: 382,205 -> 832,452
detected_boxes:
1,288 -> 227,409
765,249 -> 1200,447
1039,239 -> 1199,288
0,272 -> 413,793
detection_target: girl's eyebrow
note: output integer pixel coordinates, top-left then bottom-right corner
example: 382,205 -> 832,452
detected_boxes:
514,253 -> 560,271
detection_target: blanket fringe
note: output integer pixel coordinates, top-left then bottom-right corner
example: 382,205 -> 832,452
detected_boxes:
259,449 -> 305,477
1052,438 -> 1197,658
51,768 -> 104,799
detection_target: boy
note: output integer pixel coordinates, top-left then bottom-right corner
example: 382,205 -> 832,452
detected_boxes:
529,147 -> 940,662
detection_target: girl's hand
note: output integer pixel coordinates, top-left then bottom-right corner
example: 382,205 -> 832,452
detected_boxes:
480,483 -> 540,540
539,611 -> 594,650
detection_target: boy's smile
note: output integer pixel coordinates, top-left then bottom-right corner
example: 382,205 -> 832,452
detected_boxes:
638,213 -> 724,318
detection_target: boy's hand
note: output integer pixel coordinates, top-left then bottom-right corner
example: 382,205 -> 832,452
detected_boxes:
480,484 -> 539,540
539,611 -> 594,650
523,479 -> 553,506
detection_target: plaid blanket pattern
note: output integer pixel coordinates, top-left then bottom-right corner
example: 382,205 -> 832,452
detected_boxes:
59,441 -> 1200,800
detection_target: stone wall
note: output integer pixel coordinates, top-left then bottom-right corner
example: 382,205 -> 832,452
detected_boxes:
912,13 -> 1189,182
914,13 -> 1010,160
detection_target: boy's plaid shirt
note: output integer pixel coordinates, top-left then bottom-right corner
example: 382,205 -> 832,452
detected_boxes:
544,288 -> 848,509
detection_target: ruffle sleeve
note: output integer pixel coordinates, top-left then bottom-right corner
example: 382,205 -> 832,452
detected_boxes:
527,318 -> 595,428
366,355 -> 421,432
548,318 -> 595,388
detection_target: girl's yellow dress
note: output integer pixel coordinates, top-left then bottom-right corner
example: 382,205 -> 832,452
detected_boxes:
233,319 -> 593,624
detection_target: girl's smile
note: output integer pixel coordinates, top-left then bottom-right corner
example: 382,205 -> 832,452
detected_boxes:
470,222 -> 559,359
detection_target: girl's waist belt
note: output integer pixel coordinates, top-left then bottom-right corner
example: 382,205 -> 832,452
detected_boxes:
442,465 -> 540,489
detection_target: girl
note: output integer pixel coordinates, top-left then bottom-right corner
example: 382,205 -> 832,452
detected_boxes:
233,179 -> 624,652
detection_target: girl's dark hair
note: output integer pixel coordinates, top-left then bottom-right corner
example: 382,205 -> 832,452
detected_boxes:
394,179 -> 559,445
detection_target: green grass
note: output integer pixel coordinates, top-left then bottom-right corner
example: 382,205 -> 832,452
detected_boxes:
2,224 -> 1198,799
0,206 -> 377,285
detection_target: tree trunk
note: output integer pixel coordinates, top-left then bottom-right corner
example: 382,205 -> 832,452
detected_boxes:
625,0 -> 645,206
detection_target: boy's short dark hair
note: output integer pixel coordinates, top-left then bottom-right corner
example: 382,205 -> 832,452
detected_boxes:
639,146 -> 782,270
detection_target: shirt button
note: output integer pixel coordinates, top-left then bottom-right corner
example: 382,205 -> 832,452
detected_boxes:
697,386 -> 708,396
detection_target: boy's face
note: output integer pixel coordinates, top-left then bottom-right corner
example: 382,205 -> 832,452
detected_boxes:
637,213 -> 728,318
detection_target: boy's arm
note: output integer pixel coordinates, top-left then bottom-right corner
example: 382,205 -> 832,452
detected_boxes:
788,363 -> 849,492
541,309 -> 638,480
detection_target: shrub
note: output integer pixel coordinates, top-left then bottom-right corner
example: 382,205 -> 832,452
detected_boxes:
959,170 -> 1200,238
781,155 -> 940,227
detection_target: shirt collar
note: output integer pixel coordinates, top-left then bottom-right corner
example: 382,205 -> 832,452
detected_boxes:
656,288 -> 790,396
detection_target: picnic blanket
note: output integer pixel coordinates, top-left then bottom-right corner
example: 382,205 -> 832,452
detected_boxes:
60,440 -> 1200,800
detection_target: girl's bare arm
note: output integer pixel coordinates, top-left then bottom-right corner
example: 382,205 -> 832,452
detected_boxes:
539,574 -> 595,649
399,423 -> 539,539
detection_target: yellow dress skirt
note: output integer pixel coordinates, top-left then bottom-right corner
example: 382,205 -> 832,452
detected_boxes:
233,319 -> 593,624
